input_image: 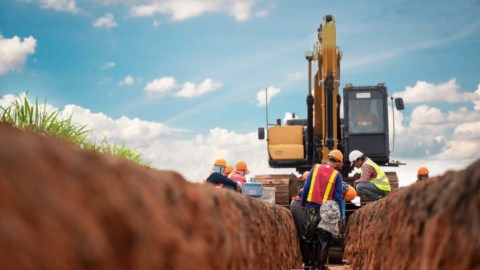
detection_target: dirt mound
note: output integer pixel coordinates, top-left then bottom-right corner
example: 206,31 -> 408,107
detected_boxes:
344,159 -> 480,270
0,123 -> 301,270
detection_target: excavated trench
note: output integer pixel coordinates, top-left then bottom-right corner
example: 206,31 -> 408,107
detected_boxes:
1,123 -> 479,270
344,158 -> 480,270
0,124 -> 301,270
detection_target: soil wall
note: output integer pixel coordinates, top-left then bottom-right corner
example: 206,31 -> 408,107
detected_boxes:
344,159 -> 480,270
0,123 -> 302,270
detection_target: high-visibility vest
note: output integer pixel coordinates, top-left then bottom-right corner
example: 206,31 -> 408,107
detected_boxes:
306,164 -> 339,204
361,159 -> 391,191
355,113 -> 374,128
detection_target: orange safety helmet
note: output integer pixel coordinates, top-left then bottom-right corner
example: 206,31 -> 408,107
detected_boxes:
224,165 -> 234,175
344,185 -> 357,201
302,171 -> 309,181
417,166 -> 429,176
328,150 -> 343,163
214,158 -> 227,167
235,161 -> 248,171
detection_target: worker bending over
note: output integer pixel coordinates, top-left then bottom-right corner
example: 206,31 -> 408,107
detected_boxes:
204,159 -> 242,191
300,150 -> 344,270
349,150 -> 391,200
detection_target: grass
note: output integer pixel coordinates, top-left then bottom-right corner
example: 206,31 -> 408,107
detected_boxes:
0,93 -> 151,166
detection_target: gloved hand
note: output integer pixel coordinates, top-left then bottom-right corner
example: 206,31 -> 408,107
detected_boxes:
235,182 -> 243,193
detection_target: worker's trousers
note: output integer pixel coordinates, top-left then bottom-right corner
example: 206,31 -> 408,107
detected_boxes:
356,182 -> 389,200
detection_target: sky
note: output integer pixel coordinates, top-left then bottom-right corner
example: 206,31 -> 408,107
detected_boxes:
1,0 -> 480,187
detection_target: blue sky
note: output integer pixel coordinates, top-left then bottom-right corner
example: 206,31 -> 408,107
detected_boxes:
1,0 -> 480,186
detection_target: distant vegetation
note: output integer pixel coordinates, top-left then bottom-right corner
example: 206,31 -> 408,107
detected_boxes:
0,94 -> 151,166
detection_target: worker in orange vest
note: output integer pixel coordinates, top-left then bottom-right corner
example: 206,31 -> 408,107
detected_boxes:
204,159 -> 242,191
351,105 -> 379,132
417,166 -> 429,182
300,150 -> 344,270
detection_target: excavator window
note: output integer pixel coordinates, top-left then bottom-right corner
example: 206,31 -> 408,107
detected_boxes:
348,98 -> 384,134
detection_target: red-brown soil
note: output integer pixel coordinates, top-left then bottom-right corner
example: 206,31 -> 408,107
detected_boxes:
344,159 -> 480,270
0,123 -> 302,270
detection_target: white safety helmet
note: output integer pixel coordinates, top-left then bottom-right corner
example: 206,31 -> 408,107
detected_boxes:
349,150 -> 364,166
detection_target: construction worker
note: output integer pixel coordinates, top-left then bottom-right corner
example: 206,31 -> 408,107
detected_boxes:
204,159 -> 242,191
290,171 -> 310,266
223,165 -> 234,177
350,103 -> 379,132
349,150 -> 391,200
228,161 -> 250,187
417,166 -> 429,182
300,150 -> 344,270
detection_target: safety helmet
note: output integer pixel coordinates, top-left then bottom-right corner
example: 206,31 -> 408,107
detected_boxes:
235,161 -> 248,171
343,185 -> 357,201
213,158 -> 227,167
224,165 -> 234,175
328,150 -> 343,163
417,166 -> 429,176
302,171 -> 309,181
349,150 -> 364,166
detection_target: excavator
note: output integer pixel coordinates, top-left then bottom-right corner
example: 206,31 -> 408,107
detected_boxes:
257,15 -> 405,263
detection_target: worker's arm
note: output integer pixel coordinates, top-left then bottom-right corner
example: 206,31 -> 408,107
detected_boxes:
334,174 -> 344,219
300,169 -> 313,208
355,163 -> 376,185
207,172 -> 239,189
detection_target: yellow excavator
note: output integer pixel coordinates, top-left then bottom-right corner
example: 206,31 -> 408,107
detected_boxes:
257,14 -> 405,262
258,14 -> 404,176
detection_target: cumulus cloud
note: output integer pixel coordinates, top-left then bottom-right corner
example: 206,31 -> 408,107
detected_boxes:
39,0 -> 80,13
473,83 -> 480,111
0,35 -> 36,75
175,78 -> 222,98
129,0 -> 260,21
93,13 -> 118,28
256,86 -> 280,107
144,76 -> 178,97
394,79 -> 477,103
118,75 -> 134,86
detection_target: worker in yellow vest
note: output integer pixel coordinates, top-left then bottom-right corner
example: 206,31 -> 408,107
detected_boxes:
349,150 -> 391,200
300,150 -> 344,270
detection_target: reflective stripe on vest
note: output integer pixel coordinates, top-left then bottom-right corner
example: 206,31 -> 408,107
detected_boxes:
356,113 -> 373,128
361,159 -> 391,191
306,164 -> 339,204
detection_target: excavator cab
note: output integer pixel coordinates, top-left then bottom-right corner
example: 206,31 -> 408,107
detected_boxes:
343,83 -> 404,166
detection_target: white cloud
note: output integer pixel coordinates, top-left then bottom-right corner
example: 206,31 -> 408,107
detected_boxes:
3,92 -> 479,188
101,62 -> 115,69
118,75 -> 134,86
286,71 -> 305,81
129,0 -> 259,21
153,20 -> 162,27
256,85 -> 280,107
175,78 -> 222,98
93,13 -> 118,28
39,0 -> 80,13
474,83 -> 480,111
144,76 -> 178,96
0,35 -> 36,75
394,79 -> 477,103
